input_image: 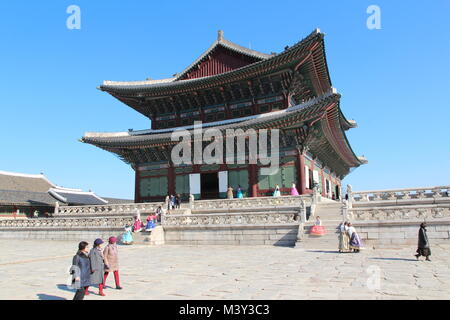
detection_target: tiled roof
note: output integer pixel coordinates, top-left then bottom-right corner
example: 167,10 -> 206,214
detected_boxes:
99,29 -> 324,93
48,188 -> 108,205
82,90 -> 338,147
101,197 -> 134,204
0,190 -> 59,207
0,171 -> 55,192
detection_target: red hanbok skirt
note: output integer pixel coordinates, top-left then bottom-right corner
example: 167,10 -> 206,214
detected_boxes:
310,225 -> 326,236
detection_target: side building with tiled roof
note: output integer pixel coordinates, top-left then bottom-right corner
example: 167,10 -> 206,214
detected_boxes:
0,171 -> 130,218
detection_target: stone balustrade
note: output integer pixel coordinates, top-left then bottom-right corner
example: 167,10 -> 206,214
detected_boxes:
0,216 -> 134,230
163,210 -> 298,227
350,186 -> 449,203
56,202 -> 165,216
348,204 -> 450,221
191,195 -> 311,210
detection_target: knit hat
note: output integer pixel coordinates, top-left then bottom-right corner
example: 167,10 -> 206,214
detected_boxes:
94,238 -> 104,246
108,236 -> 117,244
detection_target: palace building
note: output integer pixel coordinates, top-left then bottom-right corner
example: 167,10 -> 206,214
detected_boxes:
82,29 -> 366,202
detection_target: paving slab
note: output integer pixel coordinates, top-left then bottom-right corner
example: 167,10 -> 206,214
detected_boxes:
0,240 -> 449,300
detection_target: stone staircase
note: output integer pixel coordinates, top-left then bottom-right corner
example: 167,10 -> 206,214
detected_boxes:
297,201 -> 343,250
126,226 -> 165,245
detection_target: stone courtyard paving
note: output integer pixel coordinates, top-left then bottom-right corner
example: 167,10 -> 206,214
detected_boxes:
0,239 -> 449,300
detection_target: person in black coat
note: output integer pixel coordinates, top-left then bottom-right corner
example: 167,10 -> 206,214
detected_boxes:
71,241 -> 91,300
415,222 -> 431,261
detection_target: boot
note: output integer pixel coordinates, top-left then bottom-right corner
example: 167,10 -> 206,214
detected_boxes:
426,256 -> 431,261
99,284 -> 106,296
414,254 -> 420,260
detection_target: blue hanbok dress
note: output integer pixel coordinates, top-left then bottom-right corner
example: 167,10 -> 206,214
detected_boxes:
236,188 -> 244,198
121,226 -> 133,244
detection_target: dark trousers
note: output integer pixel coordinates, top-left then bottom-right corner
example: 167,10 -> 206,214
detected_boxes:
73,287 -> 86,300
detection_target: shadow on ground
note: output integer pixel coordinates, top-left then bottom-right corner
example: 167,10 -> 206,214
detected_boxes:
56,284 -> 76,293
370,257 -> 417,262
37,293 -> 66,300
305,250 -> 342,254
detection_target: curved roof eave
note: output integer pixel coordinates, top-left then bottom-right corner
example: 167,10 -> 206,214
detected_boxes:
99,29 -> 325,94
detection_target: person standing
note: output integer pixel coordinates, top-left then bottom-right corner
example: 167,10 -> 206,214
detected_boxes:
338,221 -> 350,253
103,237 -> 122,290
290,183 -> 299,196
71,241 -> 91,300
121,224 -> 133,245
273,184 -> 281,197
227,186 -> 234,199
236,185 -> 244,199
87,238 -> 106,296
347,223 -> 363,253
415,222 -> 431,261
175,194 -> 181,209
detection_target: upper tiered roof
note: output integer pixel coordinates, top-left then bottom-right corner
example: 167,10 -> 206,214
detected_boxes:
99,29 -> 332,125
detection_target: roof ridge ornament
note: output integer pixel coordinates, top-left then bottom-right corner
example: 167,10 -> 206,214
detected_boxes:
217,30 -> 224,41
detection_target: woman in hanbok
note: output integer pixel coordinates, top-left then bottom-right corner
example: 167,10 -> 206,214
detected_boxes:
338,221 -> 350,253
132,213 -> 143,233
121,224 -> 133,245
290,183 -> 299,196
310,216 -> 326,236
347,223 -> 363,252
236,185 -> 244,199
145,215 -> 156,231
227,186 -> 234,199
273,184 -> 281,197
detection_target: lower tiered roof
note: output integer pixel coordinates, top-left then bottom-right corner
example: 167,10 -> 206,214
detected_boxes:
81,90 -> 366,178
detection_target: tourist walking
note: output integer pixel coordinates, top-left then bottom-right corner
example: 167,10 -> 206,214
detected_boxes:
121,224 -> 133,245
87,238 -> 106,296
236,185 -> 244,198
347,223 -> 363,253
290,183 -> 299,196
338,221 -> 350,253
227,186 -> 234,199
103,237 -> 122,290
71,241 -> 91,300
415,222 -> 431,261
273,184 -> 281,197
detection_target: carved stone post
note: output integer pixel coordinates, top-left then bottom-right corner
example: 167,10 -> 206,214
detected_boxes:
54,202 -> 59,215
189,194 -> 195,210
294,199 -> 306,248
341,200 -> 348,222
347,184 -> 353,210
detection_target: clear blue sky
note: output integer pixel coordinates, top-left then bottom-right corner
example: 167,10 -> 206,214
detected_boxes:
1,1 -> 449,199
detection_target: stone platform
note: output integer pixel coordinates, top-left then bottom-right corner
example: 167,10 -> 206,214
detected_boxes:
0,239 -> 449,300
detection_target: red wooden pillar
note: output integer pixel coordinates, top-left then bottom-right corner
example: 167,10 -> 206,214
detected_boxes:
168,164 -> 176,196
296,150 -> 306,195
134,168 -> 141,203
249,164 -> 258,197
